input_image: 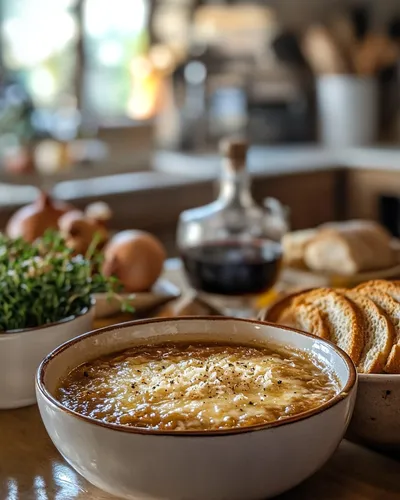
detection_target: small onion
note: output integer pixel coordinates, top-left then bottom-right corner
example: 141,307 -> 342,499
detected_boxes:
6,191 -> 74,242
102,230 -> 166,293
58,210 -> 109,256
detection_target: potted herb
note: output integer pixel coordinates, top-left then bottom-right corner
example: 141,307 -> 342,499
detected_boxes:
0,231 -> 118,409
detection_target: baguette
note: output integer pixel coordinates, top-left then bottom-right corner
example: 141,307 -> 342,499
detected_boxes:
304,221 -> 396,275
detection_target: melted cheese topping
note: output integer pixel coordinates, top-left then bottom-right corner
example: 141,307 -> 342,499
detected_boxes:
57,343 -> 339,431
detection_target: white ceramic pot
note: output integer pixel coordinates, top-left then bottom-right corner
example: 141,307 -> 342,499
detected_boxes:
347,373 -> 400,451
36,317 -> 357,500
317,75 -> 378,147
0,308 -> 94,409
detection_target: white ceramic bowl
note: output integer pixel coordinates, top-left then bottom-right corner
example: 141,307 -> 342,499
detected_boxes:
347,373 -> 400,450
0,308 -> 94,409
36,317 -> 357,500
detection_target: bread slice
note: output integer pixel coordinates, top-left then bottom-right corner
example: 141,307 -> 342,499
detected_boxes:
264,288 -> 313,323
339,290 -> 394,373
291,288 -> 364,364
277,303 -> 330,340
354,287 -> 400,373
356,280 -> 400,302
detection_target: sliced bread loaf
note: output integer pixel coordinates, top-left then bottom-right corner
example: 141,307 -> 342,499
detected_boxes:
291,288 -> 364,364
339,290 -> 394,374
304,223 -> 396,275
354,287 -> 400,373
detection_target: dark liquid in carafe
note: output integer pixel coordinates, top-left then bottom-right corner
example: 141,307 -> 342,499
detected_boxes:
181,240 -> 282,296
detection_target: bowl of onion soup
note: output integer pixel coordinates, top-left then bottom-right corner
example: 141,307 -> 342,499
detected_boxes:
36,317 -> 357,500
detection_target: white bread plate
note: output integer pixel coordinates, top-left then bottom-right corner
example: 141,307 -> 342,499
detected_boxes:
93,279 -> 181,319
36,317 -> 356,500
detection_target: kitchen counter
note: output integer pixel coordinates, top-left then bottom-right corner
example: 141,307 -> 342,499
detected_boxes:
1,144 -> 400,209
1,144 -> 400,251
154,145 -> 400,178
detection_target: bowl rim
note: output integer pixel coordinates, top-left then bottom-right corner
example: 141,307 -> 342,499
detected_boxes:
0,306 -> 93,337
36,316 -> 357,437
358,373 -> 400,381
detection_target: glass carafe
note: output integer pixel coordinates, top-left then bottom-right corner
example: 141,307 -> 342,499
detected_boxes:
177,138 -> 289,317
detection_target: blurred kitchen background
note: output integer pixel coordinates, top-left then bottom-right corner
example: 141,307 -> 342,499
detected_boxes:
1,0 -> 400,253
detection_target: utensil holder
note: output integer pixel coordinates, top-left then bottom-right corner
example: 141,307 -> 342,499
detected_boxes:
317,75 -> 378,147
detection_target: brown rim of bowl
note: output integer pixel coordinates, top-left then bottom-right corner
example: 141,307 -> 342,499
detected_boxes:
36,316 -> 357,437
0,306 -> 93,337
359,373 -> 400,381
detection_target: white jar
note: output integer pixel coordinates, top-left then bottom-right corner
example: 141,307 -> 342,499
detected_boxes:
317,75 -> 378,148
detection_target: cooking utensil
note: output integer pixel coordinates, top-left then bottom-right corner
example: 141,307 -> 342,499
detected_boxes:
302,25 -> 349,75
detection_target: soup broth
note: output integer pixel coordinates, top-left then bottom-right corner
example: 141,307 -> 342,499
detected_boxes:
57,342 -> 339,431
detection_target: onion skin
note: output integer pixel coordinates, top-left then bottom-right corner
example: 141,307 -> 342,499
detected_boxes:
6,191 -> 74,242
102,230 -> 166,293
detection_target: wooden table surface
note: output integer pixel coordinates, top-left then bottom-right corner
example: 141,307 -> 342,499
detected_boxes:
1,404 -> 400,499
2,262 -> 400,499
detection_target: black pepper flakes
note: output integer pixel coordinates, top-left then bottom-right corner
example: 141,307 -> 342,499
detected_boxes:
277,380 -> 282,385
83,371 -> 89,378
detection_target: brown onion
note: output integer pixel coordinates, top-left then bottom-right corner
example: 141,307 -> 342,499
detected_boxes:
102,230 -> 166,293
6,191 -> 74,242
58,209 -> 109,256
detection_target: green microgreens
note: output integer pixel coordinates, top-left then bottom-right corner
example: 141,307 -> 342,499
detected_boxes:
0,230 -> 132,332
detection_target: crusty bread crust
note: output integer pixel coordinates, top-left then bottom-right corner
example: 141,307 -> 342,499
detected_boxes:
341,290 -> 394,374
384,345 -> 400,373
